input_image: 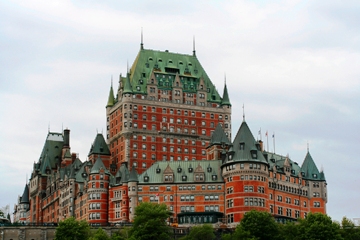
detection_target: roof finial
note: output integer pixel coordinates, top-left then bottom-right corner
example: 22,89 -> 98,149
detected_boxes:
48,122 -> 50,133
193,35 -> 196,56
111,75 -> 113,87
307,141 -> 309,152
127,59 -> 129,73
224,73 -> 226,84
242,103 -> 245,121
140,27 -> 144,50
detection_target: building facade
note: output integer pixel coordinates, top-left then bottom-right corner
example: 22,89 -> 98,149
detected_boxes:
14,44 -> 327,226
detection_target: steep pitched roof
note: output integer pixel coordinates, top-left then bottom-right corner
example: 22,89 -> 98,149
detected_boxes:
106,83 -> 115,107
122,73 -> 133,95
90,156 -> 110,175
128,167 -> 139,182
20,184 -> 29,204
221,82 -> 231,106
209,123 -> 231,147
120,48 -> 221,102
227,121 -> 268,164
138,160 -> 223,184
301,152 -> 322,181
88,133 -> 111,156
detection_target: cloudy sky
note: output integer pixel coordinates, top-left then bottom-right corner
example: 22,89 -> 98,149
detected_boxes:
0,0 -> 359,222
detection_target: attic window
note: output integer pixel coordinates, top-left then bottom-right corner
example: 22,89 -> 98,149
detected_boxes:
228,154 -> 233,160
139,79 -> 144,84
250,150 -> 257,159
158,59 -> 162,62
313,174 -> 317,178
301,172 -> 305,177
188,167 -> 193,173
188,62 -> 192,66
207,166 -> 212,172
136,86 -> 141,91
156,168 -> 161,174
212,174 -> 217,180
168,60 -> 173,64
182,175 -> 187,181
148,57 -> 153,61
291,170 -> 295,174
239,142 -> 245,150
144,176 -> 149,182
179,61 -> 183,65
177,167 -> 182,173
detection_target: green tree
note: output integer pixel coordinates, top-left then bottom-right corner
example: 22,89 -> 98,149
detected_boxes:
89,228 -> 110,240
110,227 -> 132,240
233,210 -> 280,240
180,224 -> 216,240
279,221 -> 300,240
130,202 -> 172,240
55,217 -> 91,240
340,217 -> 360,240
296,212 -> 342,240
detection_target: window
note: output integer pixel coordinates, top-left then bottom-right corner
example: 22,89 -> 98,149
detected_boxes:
278,207 -> 283,215
227,199 -> 233,208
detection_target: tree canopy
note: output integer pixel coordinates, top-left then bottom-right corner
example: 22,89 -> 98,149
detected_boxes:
233,210 -> 280,240
55,217 -> 91,240
180,224 -> 216,240
130,202 -> 172,240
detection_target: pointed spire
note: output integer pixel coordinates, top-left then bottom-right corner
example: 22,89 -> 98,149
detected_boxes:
129,167 -> 139,182
193,36 -> 196,56
221,76 -> 231,106
106,77 -> 115,107
140,27 -> 144,50
242,104 -> 245,121
122,72 -> 133,95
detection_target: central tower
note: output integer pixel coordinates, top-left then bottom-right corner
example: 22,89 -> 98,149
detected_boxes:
106,43 -> 232,174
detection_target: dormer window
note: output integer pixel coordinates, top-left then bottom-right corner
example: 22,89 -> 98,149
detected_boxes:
188,167 -> 193,173
156,168 -> 161,174
207,166 -> 212,172
239,142 -> 245,150
212,174 -> 217,180
228,154 -> 233,160
177,166 -> 182,173
250,150 -> 257,159
313,174 -> 317,178
182,175 -> 187,181
144,176 -> 149,182
301,172 -> 305,177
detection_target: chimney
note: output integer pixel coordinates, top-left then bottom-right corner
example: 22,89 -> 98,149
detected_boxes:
64,129 -> 70,147
71,153 -> 76,164
259,140 -> 264,152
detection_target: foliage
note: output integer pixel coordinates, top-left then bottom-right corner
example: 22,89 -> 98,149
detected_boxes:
130,202 -> 172,240
180,224 -> 216,240
0,209 -> 4,218
110,227 -> 132,240
233,210 -> 280,240
89,228 -> 110,240
55,217 -> 91,240
340,217 -> 360,240
296,213 -> 342,240
279,221 -> 300,240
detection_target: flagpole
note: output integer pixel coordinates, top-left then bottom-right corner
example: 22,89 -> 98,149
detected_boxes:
266,131 -> 269,152
273,133 -> 275,153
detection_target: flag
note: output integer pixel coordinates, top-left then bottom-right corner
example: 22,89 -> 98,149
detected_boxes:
265,131 -> 268,137
272,133 -> 275,138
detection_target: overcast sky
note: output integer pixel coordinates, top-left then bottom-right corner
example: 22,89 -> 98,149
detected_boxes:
1,0 -> 359,223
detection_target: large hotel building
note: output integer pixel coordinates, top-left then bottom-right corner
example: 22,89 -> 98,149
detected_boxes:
13,42 -> 327,226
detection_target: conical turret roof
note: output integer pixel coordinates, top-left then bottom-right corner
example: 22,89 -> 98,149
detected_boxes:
88,133 -> 111,156
20,184 -> 29,204
90,156 -> 110,175
221,82 -> 231,106
106,83 -> 115,107
209,123 -> 231,147
301,151 -> 321,181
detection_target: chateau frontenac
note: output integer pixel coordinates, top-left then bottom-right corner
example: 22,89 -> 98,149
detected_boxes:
13,42 -> 327,227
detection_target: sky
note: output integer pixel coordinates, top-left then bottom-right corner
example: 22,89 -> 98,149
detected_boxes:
0,0 -> 359,223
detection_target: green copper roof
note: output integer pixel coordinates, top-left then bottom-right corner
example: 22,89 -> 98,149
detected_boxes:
88,133 -> 111,156
128,167 -> 139,182
20,184 -> 29,204
221,82 -> 231,106
122,73 -> 133,95
138,160 -> 223,184
225,121 -> 268,165
90,156 -> 110,175
209,123 -> 231,147
118,48 -> 222,102
266,153 -> 302,176
107,83 -> 115,107
301,152 -> 322,181
63,149 -> 72,159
